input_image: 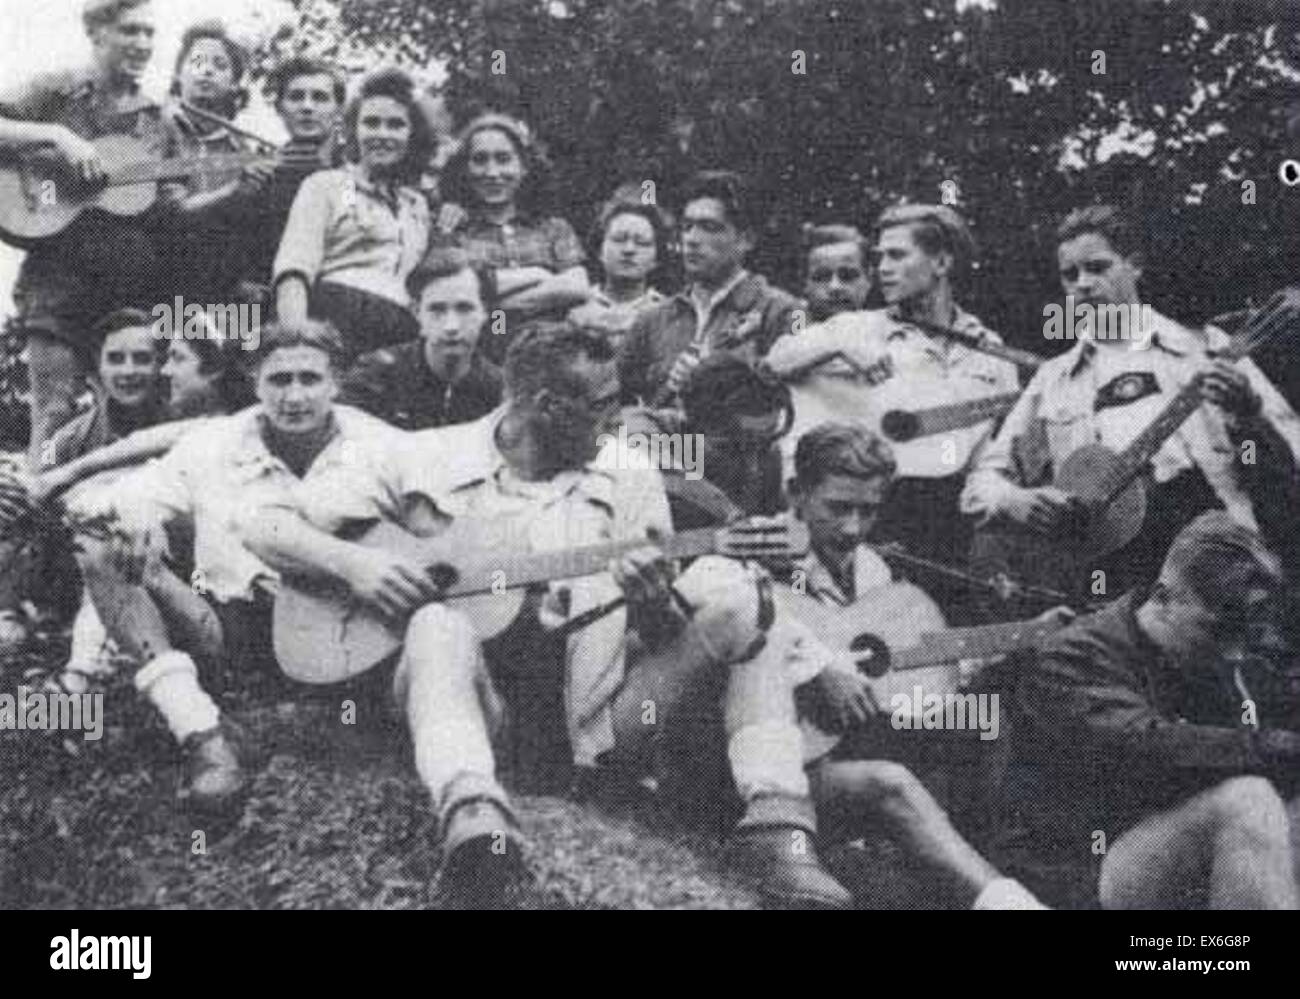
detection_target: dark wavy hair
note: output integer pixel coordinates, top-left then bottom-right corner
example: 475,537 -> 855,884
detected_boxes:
169,21 -> 249,117
168,336 -> 255,413
588,185 -> 674,285
1056,204 -> 1144,262
439,113 -> 547,213
341,68 -> 437,186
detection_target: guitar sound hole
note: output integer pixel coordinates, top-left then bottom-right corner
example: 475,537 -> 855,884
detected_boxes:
849,634 -> 891,678
427,563 -> 459,591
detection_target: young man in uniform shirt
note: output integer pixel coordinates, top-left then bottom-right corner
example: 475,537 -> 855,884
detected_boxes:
619,170 -> 803,406
961,205 -> 1300,596
244,321 -> 853,908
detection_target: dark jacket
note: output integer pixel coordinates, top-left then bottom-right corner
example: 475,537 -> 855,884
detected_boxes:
339,341 -> 502,432
618,271 -> 803,405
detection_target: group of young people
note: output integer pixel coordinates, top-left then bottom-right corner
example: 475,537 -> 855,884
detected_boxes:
0,0 -> 1297,910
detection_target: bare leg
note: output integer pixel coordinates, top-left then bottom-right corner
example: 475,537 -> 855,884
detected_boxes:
1100,776 -> 1296,910
813,758 -> 1001,907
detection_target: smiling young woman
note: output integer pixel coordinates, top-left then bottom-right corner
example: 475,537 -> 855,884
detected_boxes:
431,112 -> 591,364
273,68 -> 434,362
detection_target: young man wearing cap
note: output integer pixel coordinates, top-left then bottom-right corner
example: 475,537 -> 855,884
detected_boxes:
766,205 -> 1019,615
619,170 -> 804,407
998,511 -> 1300,908
0,0 -> 175,462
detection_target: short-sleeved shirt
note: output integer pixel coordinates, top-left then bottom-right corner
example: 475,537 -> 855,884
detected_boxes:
766,305 -> 1020,481
618,270 -> 804,405
0,69 -> 173,334
273,163 -> 431,309
86,403 -> 403,603
339,340 -> 502,432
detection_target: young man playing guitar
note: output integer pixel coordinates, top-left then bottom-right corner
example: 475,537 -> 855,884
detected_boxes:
0,0 -> 171,463
244,320 -> 854,908
767,205 -> 1021,619
779,422 -> 1048,909
999,512 -> 1300,909
962,205 -> 1300,602
69,320 -> 402,816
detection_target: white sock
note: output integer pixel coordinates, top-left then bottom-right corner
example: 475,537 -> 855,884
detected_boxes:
66,594 -> 113,675
133,650 -> 220,743
728,720 -> 810,801
972,877 -> 1049,910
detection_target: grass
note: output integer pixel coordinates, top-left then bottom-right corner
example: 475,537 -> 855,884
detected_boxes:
0,623 -> 953,910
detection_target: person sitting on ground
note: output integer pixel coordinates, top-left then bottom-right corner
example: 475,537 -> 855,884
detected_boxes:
0,308 -> 167,652
779,422 -> 1048,909
997,511 -> 1300,909
339,248 -> 501,431
568,187 -> 671,350
243,320 -> 853,909
274,67 -> 434,361
68,319 -> 402,816
429,112 -> 592,364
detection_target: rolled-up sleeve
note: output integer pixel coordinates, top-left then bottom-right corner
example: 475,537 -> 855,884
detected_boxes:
960,375 -> 1045,520
273,171 -> 334,289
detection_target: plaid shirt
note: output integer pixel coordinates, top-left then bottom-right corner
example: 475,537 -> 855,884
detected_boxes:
429,209 -> 586,273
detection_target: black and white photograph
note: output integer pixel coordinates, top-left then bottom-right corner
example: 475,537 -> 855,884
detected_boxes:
0,0 -> 1297,951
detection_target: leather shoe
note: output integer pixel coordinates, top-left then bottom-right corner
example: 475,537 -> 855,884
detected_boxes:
181,726 -> 247,818
729,824 -> 852,910
439,797 -> 531,907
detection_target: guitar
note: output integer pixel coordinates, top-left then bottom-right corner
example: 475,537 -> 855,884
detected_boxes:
778,582 -> 1067,761
274,516 -> 810,684
880,391 -> 1021,445
0,132 -> 278,247
970,288 -> 1300,600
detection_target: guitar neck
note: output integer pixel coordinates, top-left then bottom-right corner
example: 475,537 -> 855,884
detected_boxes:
890,392 -> 1020,440
107,153 -> 265,187
443,527 -> 722,596
902,316 -> 1043,371
1091,301 -> 1293,504
891,618 -> 1062,672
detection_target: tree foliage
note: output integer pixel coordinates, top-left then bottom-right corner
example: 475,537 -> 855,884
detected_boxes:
199,0 -> 1300,347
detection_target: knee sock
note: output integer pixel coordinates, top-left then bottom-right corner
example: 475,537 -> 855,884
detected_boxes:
133,650 -> 220,743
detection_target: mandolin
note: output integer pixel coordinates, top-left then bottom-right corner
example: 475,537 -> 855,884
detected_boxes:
970,288 -> 1300,601
0,132 -> 320,248
273,515 -> 810,684
777,582 -> 1067,761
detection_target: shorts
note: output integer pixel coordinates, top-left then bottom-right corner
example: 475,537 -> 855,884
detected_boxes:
311,281 -> 419,361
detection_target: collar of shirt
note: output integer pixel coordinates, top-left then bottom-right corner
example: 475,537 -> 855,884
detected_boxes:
883,303 -> 989,348
227,408 -> 350,480
795,544 -> 894,606
685,268 -> 752,335
343,160 -> 410,211
425,405 -> 618,511
69,66 -> 155,111
1065,307 -> 1194,377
